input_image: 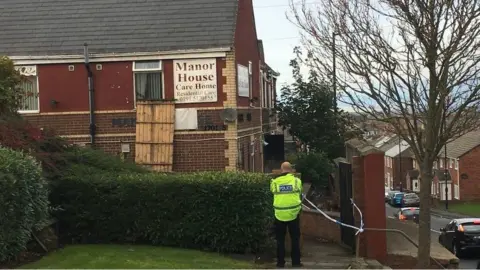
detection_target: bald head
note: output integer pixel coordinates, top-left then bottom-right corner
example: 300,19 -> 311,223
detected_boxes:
280,162 -> 293,173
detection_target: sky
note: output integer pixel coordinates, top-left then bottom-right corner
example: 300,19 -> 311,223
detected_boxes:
252,0 -> 355,112
253,0 -> 301,88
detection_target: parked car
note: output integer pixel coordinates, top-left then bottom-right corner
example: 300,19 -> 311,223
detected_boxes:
438,218 -> 480,258
386,191 -> 397,203
394,207 -> 420,223
390,192 -> 404,207
385,187 -> 392,202
402,193 -> 420,207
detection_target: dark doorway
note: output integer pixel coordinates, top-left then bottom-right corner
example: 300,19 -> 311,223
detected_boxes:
338,161 -> 355,252
263,134 -> 285,172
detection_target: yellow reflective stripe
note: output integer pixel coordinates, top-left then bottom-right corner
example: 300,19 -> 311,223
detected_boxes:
273,191 -> 298,195
274,203 -> 302,210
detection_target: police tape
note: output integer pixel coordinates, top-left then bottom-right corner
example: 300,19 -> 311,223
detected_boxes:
302,195 -> 364,235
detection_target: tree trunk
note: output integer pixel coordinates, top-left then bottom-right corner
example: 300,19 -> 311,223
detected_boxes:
416,163 -> 433,268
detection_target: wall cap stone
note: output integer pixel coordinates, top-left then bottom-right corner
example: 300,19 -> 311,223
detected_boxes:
302,208 -> 341,218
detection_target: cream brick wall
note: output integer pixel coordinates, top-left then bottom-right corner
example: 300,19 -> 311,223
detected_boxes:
223,51 -> 238,171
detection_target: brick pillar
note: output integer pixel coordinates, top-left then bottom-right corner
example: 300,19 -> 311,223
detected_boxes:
353,151 -> 387,260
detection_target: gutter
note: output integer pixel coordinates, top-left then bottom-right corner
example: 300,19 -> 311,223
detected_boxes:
83,43 -> 96,146
10,47 -> 232,65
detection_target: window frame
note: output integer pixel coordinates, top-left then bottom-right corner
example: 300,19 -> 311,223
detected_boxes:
18,75 -> 40,114
15,65 -> 40,114
440,159 -> 443,168
248,61 -> 253,99
132,60 -> 164,106
449,158 -> 454,168
454,159 -> 459,170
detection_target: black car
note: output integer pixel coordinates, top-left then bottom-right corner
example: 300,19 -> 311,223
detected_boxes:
438,218 -> 480,258
394,207 -> 420,223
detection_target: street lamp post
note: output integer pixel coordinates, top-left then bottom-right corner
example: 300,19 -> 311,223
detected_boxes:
332,32 -> 338,119
399,136 -> 403,192
443,99 -> 449,210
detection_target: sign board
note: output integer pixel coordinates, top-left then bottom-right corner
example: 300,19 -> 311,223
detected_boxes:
237,64 -> 249,97
174,58 -> 217,103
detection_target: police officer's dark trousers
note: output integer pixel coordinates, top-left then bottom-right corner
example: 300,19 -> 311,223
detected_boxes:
275,215 -> 301,266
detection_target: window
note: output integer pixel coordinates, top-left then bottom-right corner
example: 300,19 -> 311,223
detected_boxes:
450,158 -> 454,168
455,159 -> 459,170
433,161 -> 437,169
261,71 -> 268,108
248,61 -> 253,98
19,76 -> 39,112
133,61 -> 162,101
15,65 -> 39,113
269,84 -> 274,108
454,184 -> 460,200
440,159 -> 443,168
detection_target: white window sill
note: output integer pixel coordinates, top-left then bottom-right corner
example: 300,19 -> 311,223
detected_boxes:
18,110 -> 40,114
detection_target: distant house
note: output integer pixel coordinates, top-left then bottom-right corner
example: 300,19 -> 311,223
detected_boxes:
410,130 -> 480,201
384,139 -> 414,190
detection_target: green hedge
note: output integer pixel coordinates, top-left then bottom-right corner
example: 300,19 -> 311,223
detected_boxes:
51,171 -> 274,253
0,147 -> 49,261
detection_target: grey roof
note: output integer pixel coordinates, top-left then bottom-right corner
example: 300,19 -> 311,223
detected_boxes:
444,130 -> 480,158
379,135 -> 401,152
0,0 -> 238,56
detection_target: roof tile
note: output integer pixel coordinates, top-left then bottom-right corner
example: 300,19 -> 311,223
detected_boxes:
0,0 -> 238,56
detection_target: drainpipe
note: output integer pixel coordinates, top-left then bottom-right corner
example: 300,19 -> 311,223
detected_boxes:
84,43 -> 96,146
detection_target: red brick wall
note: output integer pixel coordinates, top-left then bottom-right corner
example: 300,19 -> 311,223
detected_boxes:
68,135 -> 136,161
173,133 -> 227,172
38,62 -> 134,112
393,156 -> 413,189
353,153 -> 387,261
301,209 -> 341,244
24,112 -> 136,135
459,146 -> 480,201
237,109 -> 261,130
237,132 -> 263,172
234,0 -> 261,107
385,156 -> 394,187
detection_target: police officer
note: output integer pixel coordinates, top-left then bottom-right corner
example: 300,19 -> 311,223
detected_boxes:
270,162 -> 303,268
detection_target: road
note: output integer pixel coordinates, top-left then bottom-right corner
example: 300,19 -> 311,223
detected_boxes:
385,203 -> 478,269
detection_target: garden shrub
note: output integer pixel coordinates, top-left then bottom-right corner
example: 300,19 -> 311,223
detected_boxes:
0,147 -> 49,261
51,171 -> 273,253
287,151 -> 334,188
60,146 -> 147,176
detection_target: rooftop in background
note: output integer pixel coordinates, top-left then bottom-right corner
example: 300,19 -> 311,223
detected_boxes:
445,130 -> 480,158
0,0 -> 238,56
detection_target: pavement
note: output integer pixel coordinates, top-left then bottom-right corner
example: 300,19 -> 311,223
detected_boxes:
263,239 -> 389,269
385,203 -> 479,269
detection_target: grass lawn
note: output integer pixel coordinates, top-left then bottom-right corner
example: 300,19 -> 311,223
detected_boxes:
449,202 -> 480,216
20,245 -> 256,269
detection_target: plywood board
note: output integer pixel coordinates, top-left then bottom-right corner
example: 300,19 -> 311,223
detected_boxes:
135,101 -> 175,172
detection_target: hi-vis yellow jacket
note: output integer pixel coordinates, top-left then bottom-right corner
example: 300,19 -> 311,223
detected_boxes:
270,173 -> 302,221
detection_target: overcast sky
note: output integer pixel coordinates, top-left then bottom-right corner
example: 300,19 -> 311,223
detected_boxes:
253,0 -> 300,88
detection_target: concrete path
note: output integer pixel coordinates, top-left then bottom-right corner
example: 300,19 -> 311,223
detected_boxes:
265,238 -> 388,269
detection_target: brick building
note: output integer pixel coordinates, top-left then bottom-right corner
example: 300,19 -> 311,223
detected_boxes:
346,135 -> 414,190
0,0 -> 279,172
406,130 -> 480,201
384,139 -> 414,190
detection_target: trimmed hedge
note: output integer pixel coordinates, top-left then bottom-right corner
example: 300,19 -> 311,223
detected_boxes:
0,147 -> 49,261
51,171 -> 274,253
61,147 -> 147,174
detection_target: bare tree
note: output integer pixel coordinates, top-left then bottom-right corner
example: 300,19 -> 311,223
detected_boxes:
289,0 -> 480,267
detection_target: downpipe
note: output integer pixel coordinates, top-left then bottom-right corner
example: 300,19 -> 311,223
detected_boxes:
84,43 -> 96,146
